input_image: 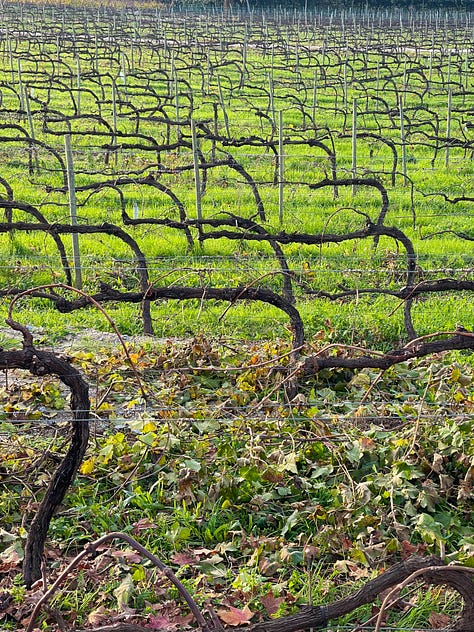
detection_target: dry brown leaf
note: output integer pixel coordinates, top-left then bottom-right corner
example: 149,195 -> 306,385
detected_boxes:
217,605 -> 254,626
261,592 -> 285,616
170,551 -> 198,566
132,518 -> 157,534
148,613 -> 176,630
428,612 -> 452,628
87,605 -> 109,626
111,549 -> 142,564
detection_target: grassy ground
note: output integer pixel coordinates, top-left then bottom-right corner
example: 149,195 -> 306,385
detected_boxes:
0,3 -> 472,343
0,3 -> 473,630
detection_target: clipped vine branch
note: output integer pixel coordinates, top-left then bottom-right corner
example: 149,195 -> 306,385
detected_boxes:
301,329 -> 474,375
28,281 -> 306,354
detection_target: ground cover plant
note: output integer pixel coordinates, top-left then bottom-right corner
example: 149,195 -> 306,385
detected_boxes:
0,1 -> 473,631
0,331 -> 473,630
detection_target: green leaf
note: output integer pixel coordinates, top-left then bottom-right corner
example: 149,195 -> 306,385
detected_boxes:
184,458 -> 201,472
311,464 -> 333,478
281,509 -> 299,537
346,441 -> 361,465
415,513 -> 445,544
131,564 -> 146,582
0,529 -> 18,544
139,431 -> 156,447
348,373 -> 371,389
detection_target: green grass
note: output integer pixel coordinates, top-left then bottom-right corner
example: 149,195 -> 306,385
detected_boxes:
0,4 -> 473,629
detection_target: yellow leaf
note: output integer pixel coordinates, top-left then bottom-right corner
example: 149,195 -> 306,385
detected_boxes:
126,398 -> 141,409
79,457 -> 95,475
132,564 -> 146,582
142,421 -> 157,433
279,452 -> 298,474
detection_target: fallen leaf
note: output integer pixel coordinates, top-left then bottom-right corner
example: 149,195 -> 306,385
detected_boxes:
171,551 -> 198,566
132,518 -> 157,534
88,606 -> 109,626
258,557 -> 281,576
261,592 -> 285,616
217,605 -> 254,626
113,574 -> 134,610
0,529 -> 17,543
0,560 -> 21,573
279,452 -> 298,474
303,544 -> 320,564
193,547 -> 214,557
171,612 -> 194,626
333,559 -> 363,576
110,606 -> 135,621
432,453 -> 444,473
400,540 -> 426,559
429,612 -> 451,628
400,540 -> 417,558
112,548 -> 142,563
0,542 -> 23,564
360,436 -> 376,450
148,613 -> 176,630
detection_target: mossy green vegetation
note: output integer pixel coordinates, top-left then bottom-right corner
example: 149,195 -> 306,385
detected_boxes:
0,338 -> 472,627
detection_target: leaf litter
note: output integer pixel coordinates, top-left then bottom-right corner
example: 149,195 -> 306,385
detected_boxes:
0,332 -> 472,630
